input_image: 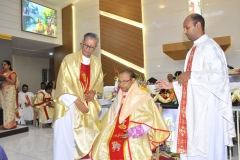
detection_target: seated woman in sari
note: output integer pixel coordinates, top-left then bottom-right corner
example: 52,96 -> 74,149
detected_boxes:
0,60 -> 18,129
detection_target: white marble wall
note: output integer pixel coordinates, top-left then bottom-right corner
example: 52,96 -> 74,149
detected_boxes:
13,55 -> 49,93
73,0 -> 101,58
142,0 -> 240,80
0,0 -> 62,45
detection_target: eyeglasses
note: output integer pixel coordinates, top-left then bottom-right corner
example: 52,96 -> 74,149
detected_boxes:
118,78 -> 132,84
81,43 -> 95,51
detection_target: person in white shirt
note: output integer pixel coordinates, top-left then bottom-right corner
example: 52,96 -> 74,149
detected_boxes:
18,84 -> 34,123
37,82 -> 46,93
155,13 -> 235,160
47,81 -> 55,98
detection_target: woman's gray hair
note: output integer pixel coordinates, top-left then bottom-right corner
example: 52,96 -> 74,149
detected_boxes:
83,32 -> 99,45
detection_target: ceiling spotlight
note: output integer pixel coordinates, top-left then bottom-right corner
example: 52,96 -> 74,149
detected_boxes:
159,5 -> 165,9
49,52 -> 53,56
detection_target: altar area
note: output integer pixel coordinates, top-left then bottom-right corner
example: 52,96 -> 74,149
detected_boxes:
98,85 -> 180,159
98,71 -> 240,160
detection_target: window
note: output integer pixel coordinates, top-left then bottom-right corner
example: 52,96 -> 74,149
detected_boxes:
42,69 -> 49,82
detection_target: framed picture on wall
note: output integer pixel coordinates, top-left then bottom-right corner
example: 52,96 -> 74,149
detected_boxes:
188,0 -> 202,15
21,0 -> 57,37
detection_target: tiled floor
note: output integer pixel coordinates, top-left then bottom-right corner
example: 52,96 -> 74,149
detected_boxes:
0,125 -> 53,160
231,145 -> 240,160
0,125 -> 239,160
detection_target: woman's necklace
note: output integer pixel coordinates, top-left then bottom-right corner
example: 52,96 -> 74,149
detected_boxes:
3,70 -> 10,76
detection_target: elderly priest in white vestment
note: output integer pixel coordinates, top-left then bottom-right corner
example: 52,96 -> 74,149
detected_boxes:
156,13 -> 236,160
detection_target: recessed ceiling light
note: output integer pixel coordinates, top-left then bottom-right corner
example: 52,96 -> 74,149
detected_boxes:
159,5 -> 165,9
49,52 -> 53,56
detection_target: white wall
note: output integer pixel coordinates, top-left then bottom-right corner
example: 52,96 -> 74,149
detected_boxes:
12,55 -> 49,94
0,0 -> 62,45
73,0 -> 100,58
142,0 -> 240,80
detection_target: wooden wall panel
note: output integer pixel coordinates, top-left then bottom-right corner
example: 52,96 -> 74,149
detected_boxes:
53,4 -> 73,80
102,54 -> 143,86
100,0 -> 142,23
100,15 -> 143,68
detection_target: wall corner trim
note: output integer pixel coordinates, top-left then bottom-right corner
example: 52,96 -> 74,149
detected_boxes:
0,33 -> 12,40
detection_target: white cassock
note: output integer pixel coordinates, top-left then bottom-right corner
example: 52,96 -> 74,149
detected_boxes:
172,34 -> 236,160
18,91 -> 34,122
53,55 -> 91,160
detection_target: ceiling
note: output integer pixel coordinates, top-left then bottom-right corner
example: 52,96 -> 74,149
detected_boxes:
12,37 -> 60,59
41,0 -> 77,8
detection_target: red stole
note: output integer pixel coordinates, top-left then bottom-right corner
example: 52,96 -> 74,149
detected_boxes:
25,95 -> 31,106
43,95 -> 52,120
80,63 -> 91,159
109,105 -> 130,160
177,46 -> 197,154
43,96 -> 52,120
80,63 -> 90,94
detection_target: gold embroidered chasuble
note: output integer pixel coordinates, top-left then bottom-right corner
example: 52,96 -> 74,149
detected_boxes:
53,50 -> 103,159
92,82 -> 170,160
34,91 -> 54,122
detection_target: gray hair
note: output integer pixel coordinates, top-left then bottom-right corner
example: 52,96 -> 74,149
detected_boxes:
83,32 -> 99,46
119,70 -> 136,79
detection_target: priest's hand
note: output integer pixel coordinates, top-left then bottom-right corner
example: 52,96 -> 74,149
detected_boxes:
177,71 -> 191,85
24,102 -> 31,107
46,102 -> 52,107
85,90 -> 96,102
155,79 -> 173,90
120,130 -> 129,139
74,99 -> 89,113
